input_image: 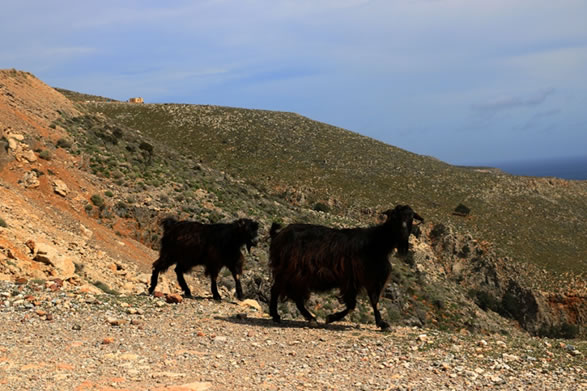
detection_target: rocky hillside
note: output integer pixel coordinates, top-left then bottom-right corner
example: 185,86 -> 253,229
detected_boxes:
81,101 -> 587,279
1,68 -> 586,390
0,70 -> 160,295
1,69 -> 586,336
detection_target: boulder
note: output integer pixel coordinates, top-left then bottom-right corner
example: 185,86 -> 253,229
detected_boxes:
33,242 -> 75,278
7,137 -> 19,151
22,150 -> 37,163
239,299 -> 263,312
21,171 -> 39,189
52,179 -> 68,197
6,131 -> 24,142
166,293 -> 183,304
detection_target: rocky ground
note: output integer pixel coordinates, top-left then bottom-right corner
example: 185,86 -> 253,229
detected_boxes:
1,280 -> 585,391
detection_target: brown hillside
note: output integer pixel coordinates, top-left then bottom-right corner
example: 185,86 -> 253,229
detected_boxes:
0,69 -> 165,294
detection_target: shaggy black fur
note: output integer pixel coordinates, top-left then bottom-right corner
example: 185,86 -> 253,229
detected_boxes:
148,217 -> 259,301
268,205 -> 423,330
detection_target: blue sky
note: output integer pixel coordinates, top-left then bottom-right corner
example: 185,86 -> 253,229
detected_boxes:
1,0 -> 586,165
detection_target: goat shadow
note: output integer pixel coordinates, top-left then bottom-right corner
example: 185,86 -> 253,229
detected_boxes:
138,292 -> 216,301
215,314 -> 355,332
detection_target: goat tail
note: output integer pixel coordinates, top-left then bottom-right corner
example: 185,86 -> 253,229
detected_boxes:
270,222 -> 283,239
160,217 -> 179,232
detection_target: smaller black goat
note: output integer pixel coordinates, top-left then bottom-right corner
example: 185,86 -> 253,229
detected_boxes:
269,205 -> 423,330
149,217 -> 259,301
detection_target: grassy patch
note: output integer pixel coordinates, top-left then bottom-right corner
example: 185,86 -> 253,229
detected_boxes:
92,281 -> 120,295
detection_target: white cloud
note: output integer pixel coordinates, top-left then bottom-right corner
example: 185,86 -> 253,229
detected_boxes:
473,89 -> 555,113
503,46 -> 587,85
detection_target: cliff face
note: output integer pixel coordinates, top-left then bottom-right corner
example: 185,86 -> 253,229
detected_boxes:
424,223 -> 586,338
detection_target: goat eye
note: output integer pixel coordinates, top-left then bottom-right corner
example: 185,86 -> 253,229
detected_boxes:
402,222 -> 407,229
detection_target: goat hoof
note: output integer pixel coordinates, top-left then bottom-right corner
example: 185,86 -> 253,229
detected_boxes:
213,295 -> 222,302
272,316 -> 281,323
378,321 -> 390,331
308,318 -> 318,327
325,315 -> 336,324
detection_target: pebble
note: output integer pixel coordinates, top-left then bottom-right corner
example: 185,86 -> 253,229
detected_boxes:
102,337 -> 115,344
502,353 -> 520,362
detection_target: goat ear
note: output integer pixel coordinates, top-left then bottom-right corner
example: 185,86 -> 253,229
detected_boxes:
380,209 -> 395,221
413,212 -> 424,222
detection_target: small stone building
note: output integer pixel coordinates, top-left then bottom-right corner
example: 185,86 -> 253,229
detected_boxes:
128,97 -> 144,104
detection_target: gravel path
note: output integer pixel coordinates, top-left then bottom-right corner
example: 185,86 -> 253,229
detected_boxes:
1,281 -> 585,391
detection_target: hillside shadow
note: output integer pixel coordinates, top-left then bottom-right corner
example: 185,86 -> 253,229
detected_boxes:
215,314 -> 354,331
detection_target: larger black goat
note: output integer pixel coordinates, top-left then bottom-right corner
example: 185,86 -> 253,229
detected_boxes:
268,205 -> 423,330
149,217 -> 259,301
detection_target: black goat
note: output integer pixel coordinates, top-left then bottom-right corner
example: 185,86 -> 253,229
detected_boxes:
149,217 -> 259,301
268,205 -> 423,330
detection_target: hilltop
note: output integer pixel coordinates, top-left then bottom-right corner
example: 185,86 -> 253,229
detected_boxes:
0,69 -> 585,389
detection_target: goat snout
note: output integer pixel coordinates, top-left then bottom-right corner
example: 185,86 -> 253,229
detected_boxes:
247,236 -> 259,253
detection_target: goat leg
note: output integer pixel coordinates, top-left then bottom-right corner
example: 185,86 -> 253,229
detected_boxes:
210,273 -> 222,301
295,298 -> 317,325
231,270 -> 244,300
368,289 -> 389,330
175,268 -> 193,298
326,293 -> 356,324
269,285 -> 281,323
325,308 -> 351,324
148,268 -> 160,295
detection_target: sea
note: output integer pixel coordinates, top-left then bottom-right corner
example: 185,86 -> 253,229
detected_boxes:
486,156 -> 587,180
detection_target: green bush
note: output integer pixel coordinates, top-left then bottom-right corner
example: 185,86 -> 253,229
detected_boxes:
90,194 -> 104,208
0,217 -> 7,228
313,202 -> 330,213
454,203 -> 471,216
469,289 -> 500,312
429,223 -> 448,240
39,150 -> 51,160
56,138 -> 72,149
538,322 -> 580,339
104,190 -> 114,197
113,201 -> 130,218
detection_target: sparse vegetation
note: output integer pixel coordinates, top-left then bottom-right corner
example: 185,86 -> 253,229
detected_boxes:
0,217 -> 7,228
92,281 -> 120,295
312,202 -> 330,213
39,150 -> 51,160
90,194 -> 104,208
454,203 -> 471,216
83,101 -> 587,281
37,88 -> 585,337
56,138 -> 72,149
